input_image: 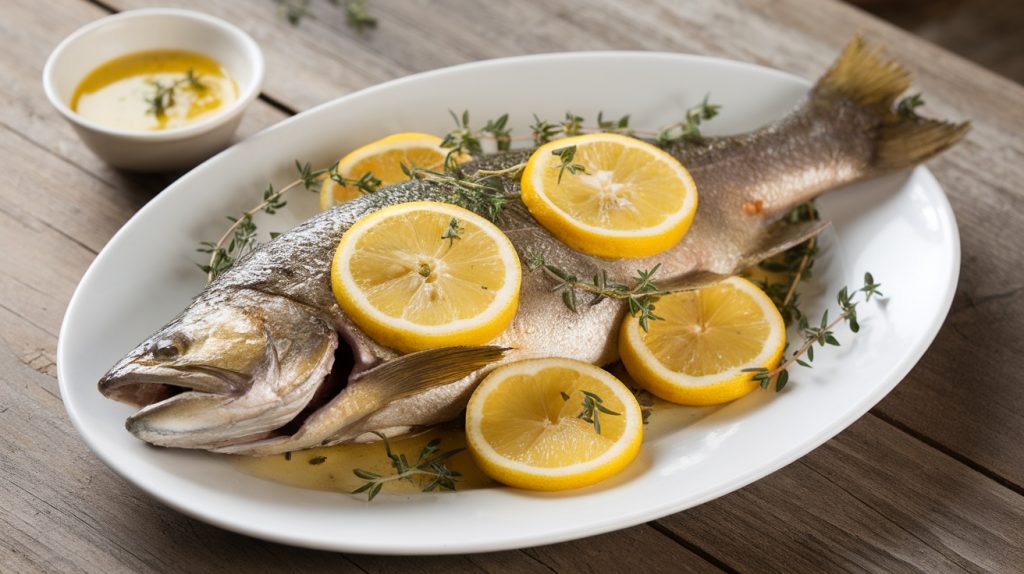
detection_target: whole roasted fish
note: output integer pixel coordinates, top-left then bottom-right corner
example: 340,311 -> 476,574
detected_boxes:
98,37 -> 966,455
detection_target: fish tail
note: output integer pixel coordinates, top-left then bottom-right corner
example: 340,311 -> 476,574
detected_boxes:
814,34 -> 970,171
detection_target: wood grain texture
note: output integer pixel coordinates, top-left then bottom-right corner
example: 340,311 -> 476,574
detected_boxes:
2,0 -> 1023,571
656,415 -> 1024,573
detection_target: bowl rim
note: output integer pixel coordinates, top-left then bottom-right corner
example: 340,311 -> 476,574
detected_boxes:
42,7 -> 265,142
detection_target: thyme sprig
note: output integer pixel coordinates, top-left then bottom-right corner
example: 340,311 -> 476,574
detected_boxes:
565,388 -> 618,433
561,390 -> 621,434
351,432 -> 464,501
743,273 -> 883,392
751,202 -> 821,326
656,94 -> 721,145
597,112 -> 633,135
439,101 -> 715,154
197,160 -> 327,282
551,145 -> 586,183
341,0 -> 377,31
144,68 -> 206,118
896,94 -> 925,119
328,161 -> 382,195
276,0 -> 377,31
441,217 -> 463,246
526,254 -> 666,332
401,160 -> 520,221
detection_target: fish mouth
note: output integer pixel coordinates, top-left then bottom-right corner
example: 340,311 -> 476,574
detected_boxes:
98,363 -> 246,408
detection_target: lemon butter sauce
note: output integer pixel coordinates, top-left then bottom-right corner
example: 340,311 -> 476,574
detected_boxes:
71,49 -> 237,131
229,428 -> 493,495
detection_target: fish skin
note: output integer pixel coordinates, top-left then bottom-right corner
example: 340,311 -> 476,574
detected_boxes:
98,36 -> 967,455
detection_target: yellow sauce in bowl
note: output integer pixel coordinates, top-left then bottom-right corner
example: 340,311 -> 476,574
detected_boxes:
71,49 -> 238,131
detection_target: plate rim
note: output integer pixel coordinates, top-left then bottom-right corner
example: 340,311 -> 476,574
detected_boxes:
56,50 -> 961,554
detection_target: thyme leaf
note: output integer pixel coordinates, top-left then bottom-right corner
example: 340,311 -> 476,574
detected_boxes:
441,217 -> 463,246
328,161 -> 381,194
896,94 -> 925,119
278,0 -> 377,32
551,145 -> 586,183
343,0 -> 377,31
143,68 -> 206,118
656,94 -> 721,144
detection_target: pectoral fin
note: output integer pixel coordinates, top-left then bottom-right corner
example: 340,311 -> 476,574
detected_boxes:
658,219 -> 830,292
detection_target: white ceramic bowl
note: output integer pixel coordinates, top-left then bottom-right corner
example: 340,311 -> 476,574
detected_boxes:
43,8 -> 264,172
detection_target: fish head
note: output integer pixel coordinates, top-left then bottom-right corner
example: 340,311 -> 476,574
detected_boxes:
98,289 -> 338,449
100,299 -> 277,404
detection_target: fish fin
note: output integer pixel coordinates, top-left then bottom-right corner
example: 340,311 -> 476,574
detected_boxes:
875,118 -> 971,171
816,34 -> 970,170
658,219 -> 830,292
350,345 -> 509,403
815,34 -> 912,110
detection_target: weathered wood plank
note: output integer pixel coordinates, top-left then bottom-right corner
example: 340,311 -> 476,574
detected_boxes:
3,0 -> 1023,571
656,414 -> 1024,573
98,0 -> 1024,484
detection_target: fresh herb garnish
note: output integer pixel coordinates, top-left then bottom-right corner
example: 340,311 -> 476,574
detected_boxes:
597,111 -> 632,135
401,160 -> 520,222
342,0 -> 377,31
530,114 -> 562,145
277,0 -> 377,31
198,160 -> 328,282
751,202 -> 821,326
896,94 -> 925,119
551,145 -> 586,183
352,432 -> 464,501
328,161 -> 382,195
656,94 -> 721,144
560,111 -> 585,137
441,217 -> 463,246
144,68 -> 206,118
742,273 -> 883,392
526,253 -> 666,332
560,390 -> 621,434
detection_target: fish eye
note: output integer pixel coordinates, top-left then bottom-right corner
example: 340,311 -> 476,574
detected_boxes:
152,335 -> 188,359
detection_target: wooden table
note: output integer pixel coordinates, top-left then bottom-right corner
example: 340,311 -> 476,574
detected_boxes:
3,1 -> 1022,571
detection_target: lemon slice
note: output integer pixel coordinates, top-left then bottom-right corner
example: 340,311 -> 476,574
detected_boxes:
320,133 -> 450,210
331,201 -> 521,352
619,276 -> 786,405
466,358 -> 643,491
520,133 -> 698,258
